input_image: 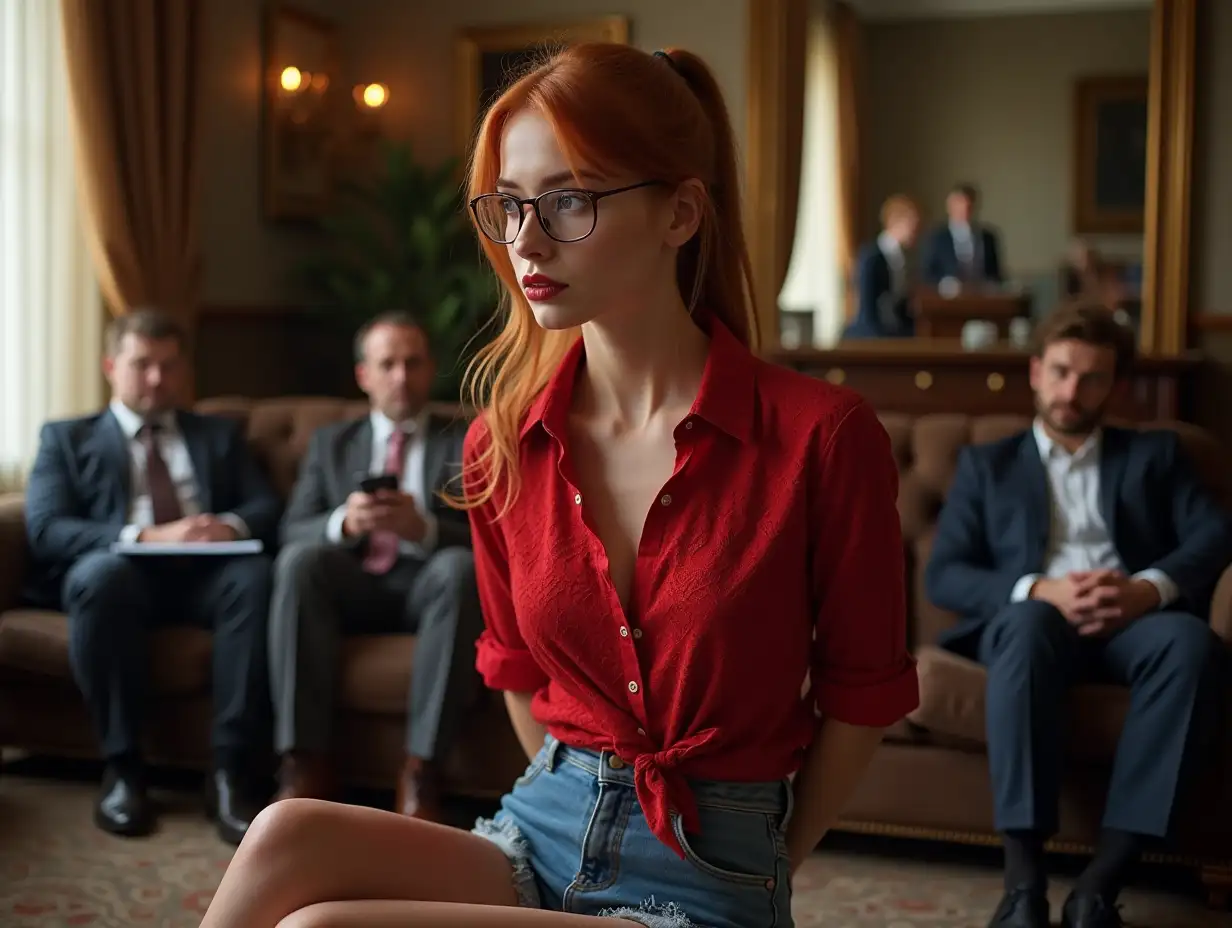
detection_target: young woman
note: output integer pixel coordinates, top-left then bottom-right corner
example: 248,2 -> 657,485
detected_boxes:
199,43 -> 918,928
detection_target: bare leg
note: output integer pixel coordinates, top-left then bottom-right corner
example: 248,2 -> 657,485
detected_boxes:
278,901 -> 632,928
199,799 -> 525,927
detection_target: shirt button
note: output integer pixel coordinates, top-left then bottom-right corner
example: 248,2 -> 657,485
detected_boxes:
637,727 -> 646,736
619,627 -> 629,637
632,629 -> 643,640
627,681 -> 639,693
660,494 -> 672,506
684,421 -> 694,430
574,493 -> 582,505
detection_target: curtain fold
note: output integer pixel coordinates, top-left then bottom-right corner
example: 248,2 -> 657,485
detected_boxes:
0,0 -> 104,490
59,0 -> 202,325
777,0 -> 864,346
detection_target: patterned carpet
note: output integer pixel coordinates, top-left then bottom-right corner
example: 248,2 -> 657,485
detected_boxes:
0,761 -> 1224,927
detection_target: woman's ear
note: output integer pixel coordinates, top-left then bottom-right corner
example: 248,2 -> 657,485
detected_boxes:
663,178 -> 706,248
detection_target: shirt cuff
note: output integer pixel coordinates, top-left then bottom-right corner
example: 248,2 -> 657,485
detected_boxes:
1010,573 -> 1043,603
1131,569 -> 1179,609
397,509 -> 439,559
218,513 -> 251,540
325,505 -> 348,543
119,523 -> 142,544
476,632 -> 550,693
813,657 -> 920,728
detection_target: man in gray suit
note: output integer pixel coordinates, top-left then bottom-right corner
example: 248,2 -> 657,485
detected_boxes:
269,312 -> 480,822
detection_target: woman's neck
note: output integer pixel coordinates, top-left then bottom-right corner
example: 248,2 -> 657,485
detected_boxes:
576,294 -> 710,429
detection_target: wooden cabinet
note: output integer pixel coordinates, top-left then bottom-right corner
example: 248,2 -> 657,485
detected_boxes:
768,340 -> 1202,422
913,290 -> 1032,339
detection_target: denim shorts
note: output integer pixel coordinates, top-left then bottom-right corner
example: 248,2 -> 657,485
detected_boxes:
472,736 -> 795,928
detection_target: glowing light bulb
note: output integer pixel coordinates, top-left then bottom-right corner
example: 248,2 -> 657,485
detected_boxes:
279,66 -> 303,92
355,83 -> 388,109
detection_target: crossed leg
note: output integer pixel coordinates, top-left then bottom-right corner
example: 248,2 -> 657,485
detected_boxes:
200,799 -> 641,928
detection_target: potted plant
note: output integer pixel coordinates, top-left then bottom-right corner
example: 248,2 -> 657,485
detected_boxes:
296,142 -> 500,401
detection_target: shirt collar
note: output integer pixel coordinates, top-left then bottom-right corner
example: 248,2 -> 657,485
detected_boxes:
1032,418 -> 1100,463
520,316 -> 757,445
949,221 -> 973,238
370,409 -> 427,444
109,399 -> 175,439
877,231 -> 903,259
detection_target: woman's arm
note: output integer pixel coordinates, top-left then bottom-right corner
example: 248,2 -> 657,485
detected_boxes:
784,719 -> 885,872
503,691 -> 548,760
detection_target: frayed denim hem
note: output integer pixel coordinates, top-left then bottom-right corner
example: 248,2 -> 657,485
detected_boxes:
597,897 -> 699,927
471,816 -> 541,909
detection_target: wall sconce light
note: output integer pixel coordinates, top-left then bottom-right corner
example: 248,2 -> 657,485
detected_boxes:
353,82 -> 390,110
279,66 -> 329,95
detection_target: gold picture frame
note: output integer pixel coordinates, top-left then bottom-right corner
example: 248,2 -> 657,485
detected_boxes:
1072,74 -> 1150,236
454,17 -> 630,155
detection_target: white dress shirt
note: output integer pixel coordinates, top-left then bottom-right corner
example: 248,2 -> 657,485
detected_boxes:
949,221 -> 976,269
110,400 -> 249,542
324,410 -> 439,558
877,231 -> 908,297
1009,420 -> 1178,606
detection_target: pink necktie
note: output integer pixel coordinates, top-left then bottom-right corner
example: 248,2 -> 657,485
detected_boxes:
362,428 -> 407,575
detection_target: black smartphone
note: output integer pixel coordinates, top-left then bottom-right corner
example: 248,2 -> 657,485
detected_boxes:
359,473 -> 399,494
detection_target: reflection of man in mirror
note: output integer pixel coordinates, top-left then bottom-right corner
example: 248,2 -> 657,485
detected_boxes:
923,182 -> 1004,287
843,194 -> 920,339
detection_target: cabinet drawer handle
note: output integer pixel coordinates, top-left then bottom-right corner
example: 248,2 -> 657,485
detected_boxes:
825,368 -> 846,385
987,372 -> 1005,392
915,371 -> 933,390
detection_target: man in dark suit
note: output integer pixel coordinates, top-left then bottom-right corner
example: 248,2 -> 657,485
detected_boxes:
925,303 -> 1231,928
922,182 -> 1004,286
23,309 -> 280,843
843,194 -> 920,340
269,311 -> 480,822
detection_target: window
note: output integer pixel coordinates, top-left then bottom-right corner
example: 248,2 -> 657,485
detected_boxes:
0,0 -> 103,490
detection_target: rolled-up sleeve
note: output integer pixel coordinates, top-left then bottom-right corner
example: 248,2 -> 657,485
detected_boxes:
809,398 -> 919,725
464,420 -> 550,694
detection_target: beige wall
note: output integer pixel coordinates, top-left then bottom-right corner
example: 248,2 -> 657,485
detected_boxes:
197,0 -> 747,307
861,8 -> 1152,278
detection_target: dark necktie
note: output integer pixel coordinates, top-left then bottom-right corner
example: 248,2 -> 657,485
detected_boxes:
138,423 -> 183,525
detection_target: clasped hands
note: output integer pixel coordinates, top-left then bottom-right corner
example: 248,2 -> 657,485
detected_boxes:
342,489 -> 427,542
138,514 -> 239,544
1031,568 -> 1160,637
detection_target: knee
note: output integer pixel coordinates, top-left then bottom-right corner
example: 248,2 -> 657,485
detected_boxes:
241,798 -> 333,865
274,542 -> 334,588
1152,612 -> 1219,682
63,552 -> 139,611
987,600 -> 1071,659
424,547 -> 477,596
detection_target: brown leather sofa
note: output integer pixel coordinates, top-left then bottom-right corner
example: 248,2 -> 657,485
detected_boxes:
0,400 -> 1228,900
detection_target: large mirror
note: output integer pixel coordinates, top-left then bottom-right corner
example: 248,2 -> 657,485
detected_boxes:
748,0 -> 1195,356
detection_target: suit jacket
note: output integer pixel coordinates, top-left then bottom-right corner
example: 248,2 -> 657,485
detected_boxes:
843,242 -> 914,340
280,412 -> 471,553
22,409 -> 282,608
924,427 -> 1232,658
922,224 -> 1003,285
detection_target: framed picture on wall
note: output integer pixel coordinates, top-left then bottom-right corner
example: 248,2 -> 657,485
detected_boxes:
262,4 -> 340,221
454,17 -> 630,155
1072,74 -> 1150,235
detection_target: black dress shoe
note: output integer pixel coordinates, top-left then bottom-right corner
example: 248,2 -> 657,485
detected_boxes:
205,768 -> 262,845
94,767 -> 154,837
1062,890 -> 1124,928
988,884 -> 1050,928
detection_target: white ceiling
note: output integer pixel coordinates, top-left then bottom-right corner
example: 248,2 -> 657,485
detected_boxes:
848,0 -> 1152,21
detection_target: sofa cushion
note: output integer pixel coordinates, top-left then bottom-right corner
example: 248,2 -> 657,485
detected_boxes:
908,644 -> 1130,764
339,634 -> 417,715
0,610 -> 212,697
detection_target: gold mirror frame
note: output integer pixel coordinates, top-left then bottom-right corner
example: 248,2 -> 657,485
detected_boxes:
745,0 -> 1197,357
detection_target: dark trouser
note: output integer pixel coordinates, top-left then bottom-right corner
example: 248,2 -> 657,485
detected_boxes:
63,551 -> 273,770
978,600 -> 1221,838
268,541 -> 483,761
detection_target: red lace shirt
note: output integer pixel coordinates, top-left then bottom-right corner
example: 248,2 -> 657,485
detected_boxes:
464,319 -> 919,857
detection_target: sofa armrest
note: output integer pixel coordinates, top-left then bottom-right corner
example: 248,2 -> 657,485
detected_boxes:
1208,561 -> 1232,646
0,493 -> 26,611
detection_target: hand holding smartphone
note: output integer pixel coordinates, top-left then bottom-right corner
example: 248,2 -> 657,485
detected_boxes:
359,473 -> 399,495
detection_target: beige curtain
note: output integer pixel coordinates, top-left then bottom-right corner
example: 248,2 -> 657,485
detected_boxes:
59,0 -> 202,325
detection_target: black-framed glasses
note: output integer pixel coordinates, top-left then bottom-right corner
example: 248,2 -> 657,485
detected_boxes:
469,180 -> 664,245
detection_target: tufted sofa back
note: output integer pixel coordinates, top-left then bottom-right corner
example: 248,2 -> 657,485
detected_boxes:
195,397 -> 1231,650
